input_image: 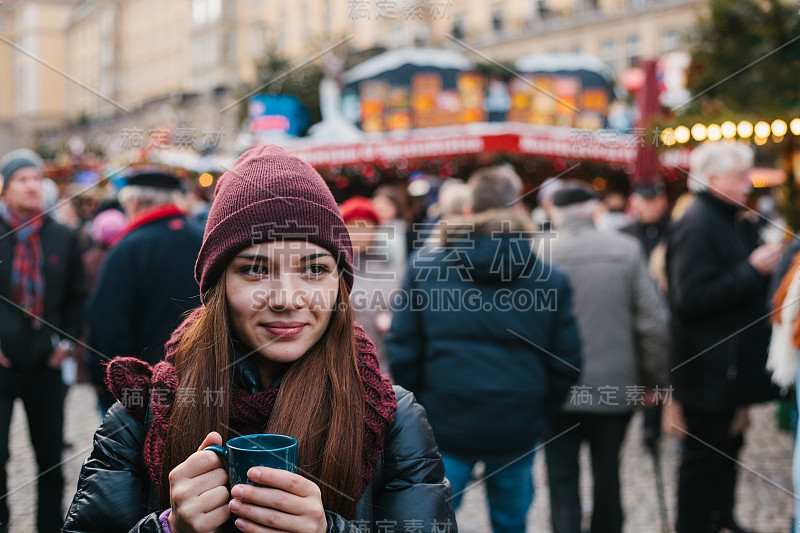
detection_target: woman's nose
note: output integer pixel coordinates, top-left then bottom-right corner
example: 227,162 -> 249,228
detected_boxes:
267,274 -> 305,311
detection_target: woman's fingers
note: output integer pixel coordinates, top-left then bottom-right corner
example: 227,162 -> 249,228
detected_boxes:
247,468 -> 320,499
197,431 -> 223,451
230,485 -> 304,515
193,484 -> 231,515
230,500 -> 298,532
168,433 -> 230,533
170,448 -> 225,483
228,469 -> 327,533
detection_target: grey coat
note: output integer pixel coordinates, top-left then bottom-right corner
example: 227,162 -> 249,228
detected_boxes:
541,218 -> 670,413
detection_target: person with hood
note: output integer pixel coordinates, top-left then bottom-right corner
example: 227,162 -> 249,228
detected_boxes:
0,148 -> 87,532
86,167 -> 204,416
64,145 -> 454,533
387,165 -> 582,533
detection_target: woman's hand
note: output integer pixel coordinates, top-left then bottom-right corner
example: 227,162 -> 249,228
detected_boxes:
168,432 -> 231,533
229,468 -> 327,533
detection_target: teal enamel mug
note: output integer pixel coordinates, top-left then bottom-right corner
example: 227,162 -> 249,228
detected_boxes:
205,433 -> 298,486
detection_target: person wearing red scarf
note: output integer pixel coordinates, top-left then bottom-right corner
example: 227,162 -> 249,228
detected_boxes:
0,148 -> 87,533
66,146 -> 454,533
86,167 -> 204,416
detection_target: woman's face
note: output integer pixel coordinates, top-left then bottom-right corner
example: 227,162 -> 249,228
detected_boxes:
225,241 -> 340,380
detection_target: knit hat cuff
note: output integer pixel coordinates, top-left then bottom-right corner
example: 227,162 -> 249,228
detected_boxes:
196,196 -> 353,300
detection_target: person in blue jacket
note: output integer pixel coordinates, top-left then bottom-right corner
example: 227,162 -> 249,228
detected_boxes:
387,164 -> 582,533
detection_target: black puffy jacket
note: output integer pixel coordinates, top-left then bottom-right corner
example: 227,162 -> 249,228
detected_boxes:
63,386 -> 456,533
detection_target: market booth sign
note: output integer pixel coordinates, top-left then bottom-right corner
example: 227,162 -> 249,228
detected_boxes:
287,124 -> 650,168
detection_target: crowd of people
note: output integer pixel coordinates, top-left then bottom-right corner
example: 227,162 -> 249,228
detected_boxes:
0,139 -> 793,533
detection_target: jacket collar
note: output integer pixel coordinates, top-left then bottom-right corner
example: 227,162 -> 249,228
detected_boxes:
109,204 -> 186,247
697,191 -> 740,219
555,217 -> 595,233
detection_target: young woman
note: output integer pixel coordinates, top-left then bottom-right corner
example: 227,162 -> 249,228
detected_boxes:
64,145 -> 455,533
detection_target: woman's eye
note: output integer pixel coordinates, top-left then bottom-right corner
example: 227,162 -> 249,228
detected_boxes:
243,264 -> 268,276
305,264 -> 330,276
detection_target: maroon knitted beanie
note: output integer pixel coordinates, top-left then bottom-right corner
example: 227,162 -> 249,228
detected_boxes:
195,145 -> 353,300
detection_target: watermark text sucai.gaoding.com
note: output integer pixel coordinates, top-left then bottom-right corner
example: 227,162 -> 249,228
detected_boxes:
249,286 -> 559,313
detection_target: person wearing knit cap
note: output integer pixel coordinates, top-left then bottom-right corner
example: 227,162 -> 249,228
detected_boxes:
82,208 -> 128,292
86,166 -> 203,417
341,196 -> 403,368
0,148 -> 87,532
65,145 -> 454,533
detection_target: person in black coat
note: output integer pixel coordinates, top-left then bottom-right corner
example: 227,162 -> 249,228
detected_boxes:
0,149 -> 87,533
387,165 -> 581,533
87,168 -> 204,415
666,141 -> 781,533
66,145 -> 454,533
620,182 -> 671,449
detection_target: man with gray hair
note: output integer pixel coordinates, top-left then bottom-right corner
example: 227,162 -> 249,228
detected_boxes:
542,182 -> 669,533
667,141 -> 780,533
87,167 -> 203,415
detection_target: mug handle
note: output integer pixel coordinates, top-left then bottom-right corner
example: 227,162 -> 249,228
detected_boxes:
204,444 -> 228,465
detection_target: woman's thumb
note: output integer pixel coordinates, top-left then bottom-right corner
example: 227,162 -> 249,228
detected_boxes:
198,431 -> 223,452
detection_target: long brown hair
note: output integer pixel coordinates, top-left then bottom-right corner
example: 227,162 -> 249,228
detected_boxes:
159,274 -> 365,518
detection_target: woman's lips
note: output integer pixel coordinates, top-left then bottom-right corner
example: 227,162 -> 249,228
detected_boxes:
262,323 -> 306,338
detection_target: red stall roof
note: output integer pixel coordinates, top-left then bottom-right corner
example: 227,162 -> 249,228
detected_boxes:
283,122 -> 689,172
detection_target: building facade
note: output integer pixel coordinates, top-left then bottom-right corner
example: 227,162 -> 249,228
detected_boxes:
0,0 -> 705,153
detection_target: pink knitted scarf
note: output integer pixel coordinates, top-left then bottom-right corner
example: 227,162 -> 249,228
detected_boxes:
106,307 -> 397,496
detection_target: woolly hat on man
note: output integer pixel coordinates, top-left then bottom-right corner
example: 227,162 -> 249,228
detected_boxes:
0,148 -> 44,190
340,196 -> 380,226
195,144 -> 353,301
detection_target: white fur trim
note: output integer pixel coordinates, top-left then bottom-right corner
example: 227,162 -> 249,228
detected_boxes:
767,266 -> 800,387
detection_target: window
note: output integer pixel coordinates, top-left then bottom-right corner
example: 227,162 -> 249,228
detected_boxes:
100,7 -> 113,34
192,0 -> 221,25
602,39 -> 616,73
277,11 -> 285,51
536,0 -> 551,19
492,4 -> 504,33
391,25 -> 407,48
250,22 -> 266,56
452,13 -> 465,39
626,34 -> 640,68
661,29 -> 680,53
208,0 -> 221,21
226,32 -> 236,61
192,0 -> 207,25
323,0 -> 331,39
302,3 -> 310,42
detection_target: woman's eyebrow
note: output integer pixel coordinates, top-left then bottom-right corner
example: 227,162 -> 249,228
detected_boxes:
235,254 -> 268,262
300,252 -> 333,262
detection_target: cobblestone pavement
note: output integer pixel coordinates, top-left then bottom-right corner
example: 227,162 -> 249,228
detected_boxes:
3,385 -> 796,532
456,402 -> 794,533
